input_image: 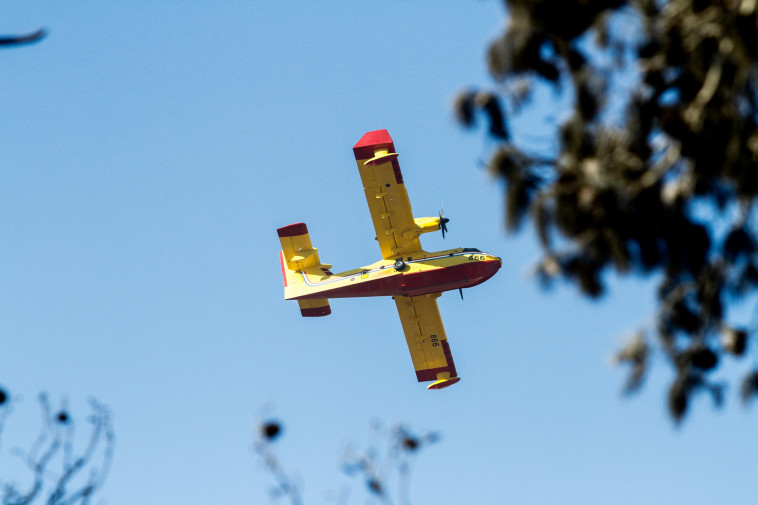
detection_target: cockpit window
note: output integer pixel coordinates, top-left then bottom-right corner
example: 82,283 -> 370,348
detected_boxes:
462,248 -> 481,253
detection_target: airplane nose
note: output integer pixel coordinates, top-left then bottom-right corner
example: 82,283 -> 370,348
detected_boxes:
485,256 -> 501,276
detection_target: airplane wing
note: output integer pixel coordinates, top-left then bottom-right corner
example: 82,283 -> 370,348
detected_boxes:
393,293 -> 460,389
353,130 -> 422,260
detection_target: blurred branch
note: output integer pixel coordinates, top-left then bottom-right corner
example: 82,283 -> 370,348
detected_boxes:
341,422 -> 438,505
253,418 -> 438,505
0,390 -> 114,505
253,420 -> 302,505
0,29 -> 46,48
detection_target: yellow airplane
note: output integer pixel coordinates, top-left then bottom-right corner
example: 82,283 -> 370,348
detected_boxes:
277,130 -> 501,389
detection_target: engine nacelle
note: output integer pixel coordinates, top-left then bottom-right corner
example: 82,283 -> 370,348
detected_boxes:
402,217 -> 443,240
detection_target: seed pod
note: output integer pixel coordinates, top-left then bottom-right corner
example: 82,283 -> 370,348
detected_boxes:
261,421 -> 282,441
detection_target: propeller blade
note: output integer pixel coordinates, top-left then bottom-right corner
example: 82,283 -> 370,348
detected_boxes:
439,207 -> 450,239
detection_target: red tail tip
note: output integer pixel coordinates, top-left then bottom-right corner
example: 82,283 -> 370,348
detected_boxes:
277,222 -> 308,238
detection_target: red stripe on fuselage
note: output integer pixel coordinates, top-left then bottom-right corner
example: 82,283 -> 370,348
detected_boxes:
294,259 -> 501,300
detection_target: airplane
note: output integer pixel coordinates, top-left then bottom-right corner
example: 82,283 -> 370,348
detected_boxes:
277,130 -> 501,389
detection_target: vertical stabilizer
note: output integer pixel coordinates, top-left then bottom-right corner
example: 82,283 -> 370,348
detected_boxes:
277,223 -> 332,316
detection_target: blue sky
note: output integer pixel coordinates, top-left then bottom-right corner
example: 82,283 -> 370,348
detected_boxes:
1,2 -> 756,504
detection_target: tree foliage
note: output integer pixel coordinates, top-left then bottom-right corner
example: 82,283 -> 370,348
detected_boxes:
455,0 -> 758,421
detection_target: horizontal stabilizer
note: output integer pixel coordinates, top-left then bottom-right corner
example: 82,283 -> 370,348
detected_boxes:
290,248 -> 317,262
298,298 -> 331,317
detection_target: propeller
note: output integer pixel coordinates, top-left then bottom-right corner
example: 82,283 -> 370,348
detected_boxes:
439,205 -> 450,239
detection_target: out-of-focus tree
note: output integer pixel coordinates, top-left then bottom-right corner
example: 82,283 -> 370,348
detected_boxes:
0,386 -> 114,505
0,28 -> 45,48
254,418 -> 437,505
455,0 -> 758,421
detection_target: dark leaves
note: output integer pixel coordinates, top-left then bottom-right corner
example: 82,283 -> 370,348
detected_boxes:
577,79 -> 600,121
721,327 -> 748,356
637,37 -> 660,59
740,370 -> 758,405
562,253 -> 604,297
453,90 -> 509,140
487,25 -> 558,82
684,345 -> 718,372
668,374 -> 690,422
475,92 -> 509,140
665,297 -> 701,335
459,0 -> 758,419
613,332 -> 649,393
488,145 -> 543,231
665,221 -> 711,276
723,227 -> 755,263
668,372 -> 724,422
453,90 -> 477,128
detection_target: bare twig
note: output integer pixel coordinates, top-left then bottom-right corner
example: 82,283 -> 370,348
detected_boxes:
0,394 -> 113,505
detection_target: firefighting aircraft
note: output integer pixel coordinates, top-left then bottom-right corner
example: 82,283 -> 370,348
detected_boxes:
277,130 -> 501,389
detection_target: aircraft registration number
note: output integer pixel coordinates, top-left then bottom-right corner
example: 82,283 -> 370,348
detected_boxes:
430,334 -> 439,347
469,255 -> 487,261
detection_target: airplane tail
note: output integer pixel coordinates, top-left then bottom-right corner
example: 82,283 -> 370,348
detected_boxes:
277,223 -> 332,317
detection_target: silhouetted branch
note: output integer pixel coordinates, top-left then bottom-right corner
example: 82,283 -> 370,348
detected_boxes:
0,387 -> 13,455
254,418 -> 437,505
0,29 -> 46,48
253,420 -> 302,505
341,421 -> 438,505
0,392 -> 114,505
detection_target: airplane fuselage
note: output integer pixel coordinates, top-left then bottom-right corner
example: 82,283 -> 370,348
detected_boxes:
283,247 -> 501,300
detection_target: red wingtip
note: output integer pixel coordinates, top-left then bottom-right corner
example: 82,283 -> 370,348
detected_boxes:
427,376 -> 461,390
353,129 -> 395,160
